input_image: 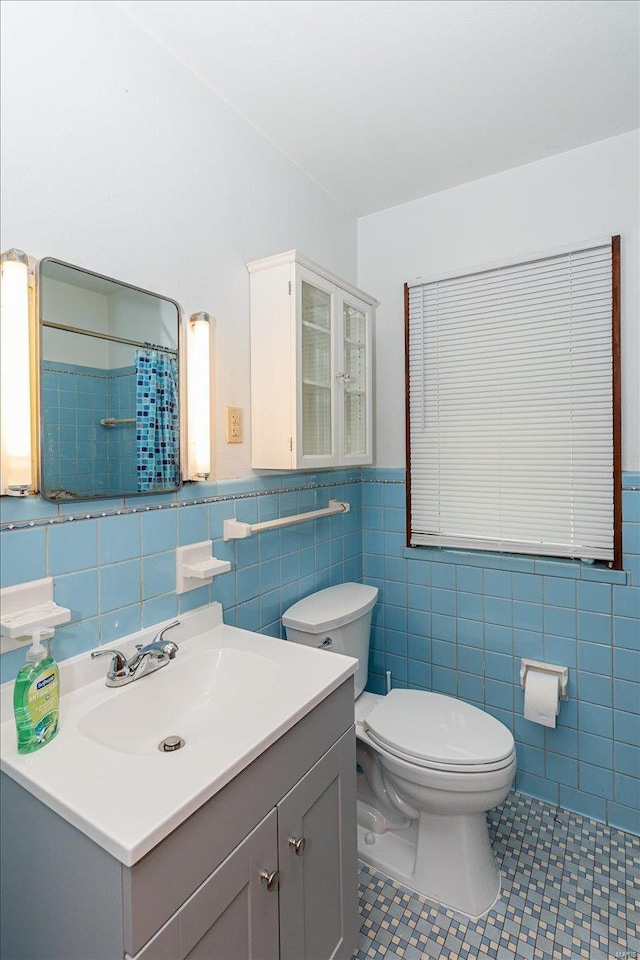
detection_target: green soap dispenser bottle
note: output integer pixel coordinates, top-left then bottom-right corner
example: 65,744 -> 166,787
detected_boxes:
13,630 -> 60,754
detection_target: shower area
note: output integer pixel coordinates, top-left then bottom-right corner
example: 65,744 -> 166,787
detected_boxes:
39,259 -> 180,500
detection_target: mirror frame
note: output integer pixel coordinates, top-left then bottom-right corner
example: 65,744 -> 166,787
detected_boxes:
38,257 -> 185,503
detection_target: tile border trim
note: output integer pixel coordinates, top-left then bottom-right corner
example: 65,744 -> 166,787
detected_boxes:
0,477 -> 362,533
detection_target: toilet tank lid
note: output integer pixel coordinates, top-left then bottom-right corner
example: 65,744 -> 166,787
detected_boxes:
283,583 -> 378,632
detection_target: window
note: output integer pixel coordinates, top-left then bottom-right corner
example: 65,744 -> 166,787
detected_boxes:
405,236 -> 621,564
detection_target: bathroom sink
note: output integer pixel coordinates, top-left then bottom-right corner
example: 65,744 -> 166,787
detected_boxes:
0,603 -> 357,865
77,647 -> 282,756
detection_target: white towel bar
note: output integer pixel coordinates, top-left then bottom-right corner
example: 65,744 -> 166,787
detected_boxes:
223,500 -> 350,540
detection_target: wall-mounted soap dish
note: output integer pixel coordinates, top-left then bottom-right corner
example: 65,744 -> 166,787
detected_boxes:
0,577 -> 71,651
176,541 -> 232,594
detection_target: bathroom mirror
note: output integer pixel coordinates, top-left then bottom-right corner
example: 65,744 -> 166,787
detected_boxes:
39,258 -> 181,501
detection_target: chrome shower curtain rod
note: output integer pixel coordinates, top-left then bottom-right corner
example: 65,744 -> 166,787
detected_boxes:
42,320 -> 178,354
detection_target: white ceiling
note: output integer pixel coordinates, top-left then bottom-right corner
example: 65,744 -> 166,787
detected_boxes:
117,0 -> 639,216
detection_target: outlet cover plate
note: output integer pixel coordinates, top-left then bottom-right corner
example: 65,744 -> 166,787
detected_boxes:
225,406 -> 243,444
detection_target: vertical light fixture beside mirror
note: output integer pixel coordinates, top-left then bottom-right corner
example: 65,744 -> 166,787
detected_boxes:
0,249 -> 37,496
186,311 -> 213,480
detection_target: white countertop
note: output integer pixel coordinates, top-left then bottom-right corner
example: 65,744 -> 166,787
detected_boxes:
0,604 -> 357,866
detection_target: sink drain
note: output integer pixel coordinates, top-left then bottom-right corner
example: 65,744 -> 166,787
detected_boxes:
159,735 -> 185,753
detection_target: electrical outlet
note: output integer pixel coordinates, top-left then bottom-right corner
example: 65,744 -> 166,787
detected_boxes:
225,406 -> 243,443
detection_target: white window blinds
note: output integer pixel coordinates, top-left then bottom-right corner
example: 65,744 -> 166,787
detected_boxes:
407,239 -> 617,561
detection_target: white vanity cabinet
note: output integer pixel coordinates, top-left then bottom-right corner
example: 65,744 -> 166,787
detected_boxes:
248,250 -> 377,470
0,681 -> 358,960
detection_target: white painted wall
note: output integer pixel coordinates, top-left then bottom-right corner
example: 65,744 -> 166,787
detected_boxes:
1,0 -> 357,479
42,281 -> 110,368
4,3 -> 636,475
107,289 -> 178,369
359,132 -> 640,470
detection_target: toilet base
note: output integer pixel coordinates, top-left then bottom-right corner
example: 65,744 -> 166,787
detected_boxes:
356,800 -> 502,920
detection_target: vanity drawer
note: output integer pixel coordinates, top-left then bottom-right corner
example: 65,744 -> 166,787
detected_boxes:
123,678 -> 354,956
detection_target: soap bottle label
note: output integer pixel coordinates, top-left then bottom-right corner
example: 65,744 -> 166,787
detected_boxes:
25,670 -> 59,744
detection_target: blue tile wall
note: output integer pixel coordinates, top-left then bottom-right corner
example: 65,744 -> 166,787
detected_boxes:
41,362 -> 137,497
0,468 -> 362,684
1,465 -> 638,834
42,362 -> 109,495
106,366 -> 137,492
361,468 -> 639,835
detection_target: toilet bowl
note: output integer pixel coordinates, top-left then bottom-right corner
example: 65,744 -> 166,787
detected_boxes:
355,689 -> 516,917
283,583 -> 517,919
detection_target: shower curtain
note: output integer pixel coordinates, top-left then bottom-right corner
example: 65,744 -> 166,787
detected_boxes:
135,345 -> 179,491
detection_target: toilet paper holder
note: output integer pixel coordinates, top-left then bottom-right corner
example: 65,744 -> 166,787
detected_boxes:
520,659 -> 569,699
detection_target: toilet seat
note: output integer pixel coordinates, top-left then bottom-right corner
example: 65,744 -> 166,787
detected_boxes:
363,730 -> 516,774
364,689 -> 515,773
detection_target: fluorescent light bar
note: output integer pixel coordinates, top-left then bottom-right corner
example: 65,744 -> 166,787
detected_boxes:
1,249 -> 33,495
187,312 -> 212,480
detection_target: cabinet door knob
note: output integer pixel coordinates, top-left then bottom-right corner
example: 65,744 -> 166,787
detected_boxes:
288,835 -> 306,856
260,869 -> 280,892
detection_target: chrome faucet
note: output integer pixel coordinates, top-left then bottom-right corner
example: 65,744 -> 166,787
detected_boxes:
91,621 -> 180,687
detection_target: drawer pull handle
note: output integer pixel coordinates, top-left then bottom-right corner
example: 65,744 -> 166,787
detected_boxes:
288,835 -> 306,856
260,869 -> 280,892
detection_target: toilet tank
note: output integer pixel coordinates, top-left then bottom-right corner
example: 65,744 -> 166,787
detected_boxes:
282,583 -> 378,699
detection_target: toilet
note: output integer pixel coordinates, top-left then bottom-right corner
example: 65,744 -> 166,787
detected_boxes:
283,582 -> 517,919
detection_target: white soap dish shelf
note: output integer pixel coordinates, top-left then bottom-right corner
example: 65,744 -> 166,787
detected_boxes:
176,541 -> 232,595
0,578 -> 71,640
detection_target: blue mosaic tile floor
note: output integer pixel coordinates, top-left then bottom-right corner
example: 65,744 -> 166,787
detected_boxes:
354,792 -> 639,960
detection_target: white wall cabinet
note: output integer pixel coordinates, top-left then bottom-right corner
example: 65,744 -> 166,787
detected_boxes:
248,250 -> 377,470
1,682 -> 358,960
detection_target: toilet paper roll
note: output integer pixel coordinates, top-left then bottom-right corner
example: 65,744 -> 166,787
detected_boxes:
523,670 -> 560,728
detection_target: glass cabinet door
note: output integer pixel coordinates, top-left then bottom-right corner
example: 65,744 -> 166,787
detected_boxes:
341,297 -> 370,460
301,279 -> 333,458
249,251 -> 375,471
